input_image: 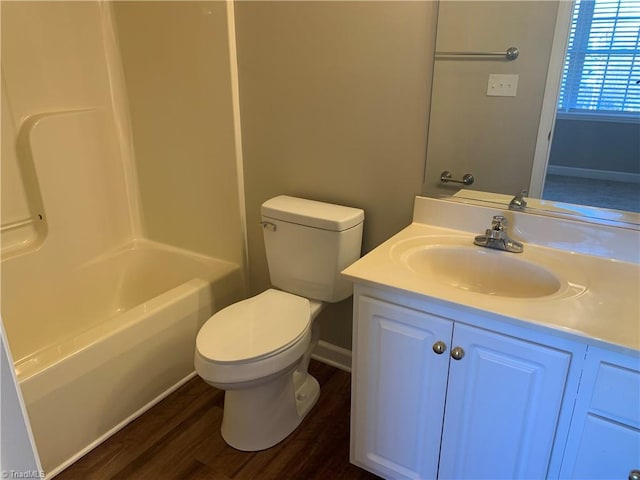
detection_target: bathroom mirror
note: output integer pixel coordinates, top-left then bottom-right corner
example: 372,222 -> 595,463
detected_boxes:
423,0 -> 640,228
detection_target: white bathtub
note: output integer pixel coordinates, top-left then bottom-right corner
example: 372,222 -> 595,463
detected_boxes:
1,240 -> 244,477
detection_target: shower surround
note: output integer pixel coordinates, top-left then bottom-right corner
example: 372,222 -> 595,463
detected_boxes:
0,2 -> 245,476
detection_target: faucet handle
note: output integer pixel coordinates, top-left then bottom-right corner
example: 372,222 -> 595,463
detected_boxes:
491,215 -> 507,230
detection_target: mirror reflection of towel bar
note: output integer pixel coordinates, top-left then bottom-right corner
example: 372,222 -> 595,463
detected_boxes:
435,47 -> 519,61
440,171 -> 475,186
0,214 -> 44,233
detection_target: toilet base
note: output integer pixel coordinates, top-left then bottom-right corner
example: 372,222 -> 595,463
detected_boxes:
220,369 -> 320,451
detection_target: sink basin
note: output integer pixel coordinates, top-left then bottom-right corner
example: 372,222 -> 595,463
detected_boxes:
392,237 -> 562,298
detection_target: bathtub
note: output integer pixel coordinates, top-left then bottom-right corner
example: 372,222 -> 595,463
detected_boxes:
1,239 -> 244,477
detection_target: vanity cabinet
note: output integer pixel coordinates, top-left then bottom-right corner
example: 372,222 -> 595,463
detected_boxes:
351,291 -> 585,480
351,295 -> 452,479
559,347 -> 640,479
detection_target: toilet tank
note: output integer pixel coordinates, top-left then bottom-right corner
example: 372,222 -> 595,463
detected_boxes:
261,196 -> 364,302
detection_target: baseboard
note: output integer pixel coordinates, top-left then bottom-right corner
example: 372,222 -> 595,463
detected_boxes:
547,165 -> 640,184
311,340 -> 352,373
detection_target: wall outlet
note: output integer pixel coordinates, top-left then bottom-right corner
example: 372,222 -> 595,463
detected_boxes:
487,74 -> 519,97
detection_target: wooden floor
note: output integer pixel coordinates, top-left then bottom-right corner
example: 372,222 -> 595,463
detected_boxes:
56,361 -> 380,480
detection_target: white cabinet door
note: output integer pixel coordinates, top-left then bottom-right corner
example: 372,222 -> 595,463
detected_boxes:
351,296 -> 453,480
438,322 -> 572,480
569,416 -> 640,479
560,347 -> 640,479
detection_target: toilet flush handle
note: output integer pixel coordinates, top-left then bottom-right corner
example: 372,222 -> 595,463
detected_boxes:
260,221 -> 277,232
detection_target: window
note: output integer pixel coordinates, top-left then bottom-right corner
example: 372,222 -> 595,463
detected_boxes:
558,0 -> 640,115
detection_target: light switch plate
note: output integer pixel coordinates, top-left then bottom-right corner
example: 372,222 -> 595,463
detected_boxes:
487,74 -> 519,97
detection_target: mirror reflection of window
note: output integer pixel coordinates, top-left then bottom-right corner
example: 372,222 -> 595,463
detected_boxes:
543,0 -> 640,213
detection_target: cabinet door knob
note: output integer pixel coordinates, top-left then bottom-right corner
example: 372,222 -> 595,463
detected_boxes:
451,346 -> 465,360
629,469 -> 640,480
432,341 -> 447,355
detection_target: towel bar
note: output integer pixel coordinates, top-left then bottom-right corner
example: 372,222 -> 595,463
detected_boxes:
435,47 -> 519,61
440,171 -> 475,186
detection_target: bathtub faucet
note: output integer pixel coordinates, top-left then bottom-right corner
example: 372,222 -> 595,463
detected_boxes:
474,215 -> 523,253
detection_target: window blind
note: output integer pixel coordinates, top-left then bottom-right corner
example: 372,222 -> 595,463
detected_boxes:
558,0 -> 640,114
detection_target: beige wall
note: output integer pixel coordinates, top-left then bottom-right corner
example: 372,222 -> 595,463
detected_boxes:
424,1 -> 559,196
113,1 -> 245,265
235,1 -> 438,348
550,118 -> 640,174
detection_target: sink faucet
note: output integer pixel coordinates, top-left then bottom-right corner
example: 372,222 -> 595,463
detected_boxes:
474,215 -> 523,253
509,189 -> 528,211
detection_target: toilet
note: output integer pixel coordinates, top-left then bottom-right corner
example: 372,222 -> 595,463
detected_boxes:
194,195 -> 364,451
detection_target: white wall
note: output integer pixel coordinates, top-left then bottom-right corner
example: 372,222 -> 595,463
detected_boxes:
1,322 -> 41,476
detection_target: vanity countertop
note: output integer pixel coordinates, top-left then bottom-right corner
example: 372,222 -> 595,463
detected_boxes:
343,197 -> 640,354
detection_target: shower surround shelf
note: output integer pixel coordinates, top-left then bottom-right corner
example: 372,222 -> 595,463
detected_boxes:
0,214 -> 44,233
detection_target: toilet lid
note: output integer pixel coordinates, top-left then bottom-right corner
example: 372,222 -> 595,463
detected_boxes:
196,289 -> 311,364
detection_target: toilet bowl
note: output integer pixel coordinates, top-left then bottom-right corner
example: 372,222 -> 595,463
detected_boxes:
195,289 -> 324,450
194,196 -> 364,451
